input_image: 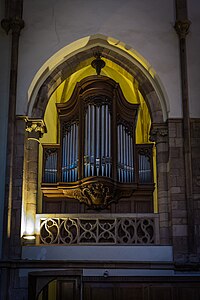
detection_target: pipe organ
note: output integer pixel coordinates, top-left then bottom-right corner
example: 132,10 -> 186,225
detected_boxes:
42,76 -> 154,211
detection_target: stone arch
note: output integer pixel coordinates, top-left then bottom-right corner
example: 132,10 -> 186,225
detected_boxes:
28,37 -> 168,124
24,37 -> 170,245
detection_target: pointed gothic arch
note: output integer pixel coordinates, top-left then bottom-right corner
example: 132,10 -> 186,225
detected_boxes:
23,36 -> 170,246
27,35 -> 168,124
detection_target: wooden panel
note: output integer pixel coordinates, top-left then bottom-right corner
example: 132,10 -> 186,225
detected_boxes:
115,199 -> 131,213
43,201 -> 62,213
56,278 -> 82,300
84,283 -> 115,300
116,286 -> 143,300
150,287 -> 172,300
29,274 -> 200,300
135,200 -> 152,213
64,200 -> 81,213
91,287 -> 114,300
57,281 -> 74,300
176,287 -> 200,300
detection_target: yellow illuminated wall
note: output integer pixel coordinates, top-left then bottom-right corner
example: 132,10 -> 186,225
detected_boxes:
38,58 -> 157,212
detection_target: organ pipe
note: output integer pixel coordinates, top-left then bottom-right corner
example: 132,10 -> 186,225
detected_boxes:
61,123 -> 79,183
139,154 -> 151,183
44,150 -> 58,183
117,124 -> 135,183
83,103 -> 112,178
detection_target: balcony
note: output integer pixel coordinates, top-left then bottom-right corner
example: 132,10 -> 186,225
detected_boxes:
35,213 -> 160,246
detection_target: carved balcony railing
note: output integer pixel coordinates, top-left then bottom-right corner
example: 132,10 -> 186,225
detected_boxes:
36,214 -> 159,245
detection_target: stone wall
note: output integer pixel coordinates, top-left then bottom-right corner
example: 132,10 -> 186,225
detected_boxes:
9,118 -> 25,259
168,119 -> 188,261
191,119 -> 200,258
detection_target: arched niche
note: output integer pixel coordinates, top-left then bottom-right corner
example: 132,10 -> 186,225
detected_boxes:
22,36 -> 170,245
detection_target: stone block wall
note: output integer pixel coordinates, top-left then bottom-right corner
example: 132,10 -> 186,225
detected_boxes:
168,119 -> 188,262
191,119 -> 200,258
9,118 -> 25,259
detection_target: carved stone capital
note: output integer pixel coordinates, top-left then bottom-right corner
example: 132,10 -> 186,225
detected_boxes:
174,19 -> 191,39
1,18 -> 24,34
25,117 -> 47,138
150,123 -> 168,143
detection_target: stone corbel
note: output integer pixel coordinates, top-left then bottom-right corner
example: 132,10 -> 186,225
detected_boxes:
174,19 -> 191,39
1,17 -> 24,34
150,123 -> 168,144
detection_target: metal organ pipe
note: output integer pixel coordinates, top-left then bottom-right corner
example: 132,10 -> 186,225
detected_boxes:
123,126 -> 126,182
108,110 -> 111,177
84,111 -> 88,178
117,124 -> 134,183
75,124 -> 78,181
62,135 -> 66,181
120,125 -> 123,182
101,105 -> 105,176
61,123 -> 79,183
139,153 -> 151,183
91,105 -> 95,176
71,124 -> 75,182
105,105 -> 108,177
83,102 -> 112,179
126,133 -> 129,182
44,149 -> 58,183
96,106 -> 100,176
88,106 -> 91,176
130,135 -> 134,182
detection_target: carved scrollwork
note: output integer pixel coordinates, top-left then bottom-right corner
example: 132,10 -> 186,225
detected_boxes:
63,181 -> 115,209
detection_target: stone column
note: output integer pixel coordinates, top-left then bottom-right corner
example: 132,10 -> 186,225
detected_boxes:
150,123 -> 170,245
9,118 -> 25,258
1,17 -> 24,258
22,118 -> 46,240
175,0 -> 196,260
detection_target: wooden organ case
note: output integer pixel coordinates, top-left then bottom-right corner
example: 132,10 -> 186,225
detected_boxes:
41,76 -> 154,213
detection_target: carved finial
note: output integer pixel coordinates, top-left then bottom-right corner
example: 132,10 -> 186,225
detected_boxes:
174,19 -> 191,39
91,52 -> 106,75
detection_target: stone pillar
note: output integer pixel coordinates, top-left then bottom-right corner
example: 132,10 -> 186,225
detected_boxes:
22,118 -> 46,239
175,0 -> 196,261
1,17 -> 24,259
9,118 -> 26,258
168,119 -> 188,262
150,123 -> 170,245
